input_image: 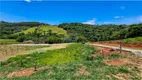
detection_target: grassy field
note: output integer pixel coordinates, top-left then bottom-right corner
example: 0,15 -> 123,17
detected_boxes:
122,36 -> 142,43
2,44 -> 95,67
20,25 -> 67,35
0,39 -> 19,44
0,45 -> 49,61
0,43 -> 142,80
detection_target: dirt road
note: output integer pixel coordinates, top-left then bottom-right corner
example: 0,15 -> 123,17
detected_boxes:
90,44 -> 142,56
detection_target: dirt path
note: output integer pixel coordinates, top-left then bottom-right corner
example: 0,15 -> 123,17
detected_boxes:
90,44 -> 142,56
90,42 -> 142,50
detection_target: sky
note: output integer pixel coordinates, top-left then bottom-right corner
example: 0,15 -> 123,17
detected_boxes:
0,0 -> 142,25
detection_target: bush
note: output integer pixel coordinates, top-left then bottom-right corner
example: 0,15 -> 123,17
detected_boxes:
77,36 -> 87,42
45,36 -> 62,44
16,36 -> 25,42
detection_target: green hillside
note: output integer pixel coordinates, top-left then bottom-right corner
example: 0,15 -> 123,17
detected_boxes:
22,25 -> 67,35
122,36 -> 142,43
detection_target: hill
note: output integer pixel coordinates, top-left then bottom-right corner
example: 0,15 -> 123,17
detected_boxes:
21,25 -> 67,35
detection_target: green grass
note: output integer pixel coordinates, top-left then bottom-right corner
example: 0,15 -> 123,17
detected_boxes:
122,36 -> 142,43
0,39 -> 19,44
2,61 -> 141,80
0,44 -> 141,80
2,43 -> 95,67
19,25 -> 67,35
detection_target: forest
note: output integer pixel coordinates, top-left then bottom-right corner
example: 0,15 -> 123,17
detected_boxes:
0,21 -> 142,44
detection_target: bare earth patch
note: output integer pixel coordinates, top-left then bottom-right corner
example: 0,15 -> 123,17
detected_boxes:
90,42 -> 142,50
7,67 -> 48,78
75,68 -> 90,76
104,59 -> 128,66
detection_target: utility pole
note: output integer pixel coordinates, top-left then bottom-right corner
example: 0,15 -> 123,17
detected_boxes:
120,34 -> 122,53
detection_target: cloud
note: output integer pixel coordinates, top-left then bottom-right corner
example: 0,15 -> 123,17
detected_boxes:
108,15 -> 142,24
103,22 -> 114,24
86,16 -> 142,25
137,16 -> 142,21
120,6 -> 125,10
25,0 -> 42,2
114,16 -> 124,19
83,18 -> 96,25
25,0 -> 31,2
36,0 -> 42,1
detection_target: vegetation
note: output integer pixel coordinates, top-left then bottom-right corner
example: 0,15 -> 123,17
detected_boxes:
0,39 -> 19,44
0,44 -> 141,79
2,44 -> 95,67
1,21 -> 142,44
0,21 -> 46,39
21,25 -> 67,35
0,45 -> 49,61
122,36 -> 142,43
59,23 -> 142,42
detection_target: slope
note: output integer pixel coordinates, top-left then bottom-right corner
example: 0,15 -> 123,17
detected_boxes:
21,25 -> 67,35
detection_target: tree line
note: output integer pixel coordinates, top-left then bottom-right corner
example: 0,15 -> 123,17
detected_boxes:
58,23 -> 142,42
0,21 -> 142,43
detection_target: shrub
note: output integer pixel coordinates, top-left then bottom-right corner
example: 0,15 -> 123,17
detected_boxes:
16,36 -> 25,42
77,36 -> 88,42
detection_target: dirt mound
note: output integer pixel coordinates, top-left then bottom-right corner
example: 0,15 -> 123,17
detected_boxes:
101,48 -> 114,56
92,47 -> 116,57
104,59 -> 127,66
7,67 -> 47,78
75,68 -> 90,76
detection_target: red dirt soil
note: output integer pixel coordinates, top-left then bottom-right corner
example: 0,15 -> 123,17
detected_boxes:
90,42 -> 142,49
92,46 -> 132,66
7,67 -> 47,78
104,59 -> 127,66
92,47 -> 120,57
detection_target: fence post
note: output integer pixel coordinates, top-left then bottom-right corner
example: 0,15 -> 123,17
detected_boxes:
34,61 -> 37,71
0,61 -> 2,66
